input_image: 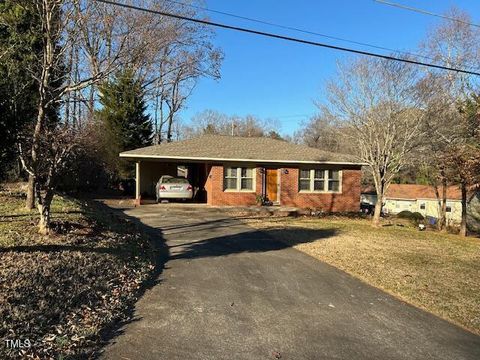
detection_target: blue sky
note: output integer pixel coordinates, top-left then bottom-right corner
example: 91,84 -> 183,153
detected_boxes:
179,0 -> 480,136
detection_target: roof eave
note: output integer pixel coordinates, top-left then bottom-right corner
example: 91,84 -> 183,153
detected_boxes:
119,153 -> 366,166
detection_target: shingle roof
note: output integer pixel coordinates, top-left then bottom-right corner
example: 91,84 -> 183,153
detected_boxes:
387,184 -> 462,200
363,184 -> 462,200
119,135 -> 361,165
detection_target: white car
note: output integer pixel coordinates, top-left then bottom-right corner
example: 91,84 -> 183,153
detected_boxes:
155,176 -> 193,202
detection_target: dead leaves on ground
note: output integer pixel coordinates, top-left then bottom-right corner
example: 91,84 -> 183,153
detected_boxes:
0,194 -> 156,359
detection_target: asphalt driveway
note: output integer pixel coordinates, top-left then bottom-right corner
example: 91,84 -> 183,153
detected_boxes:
102,203 -> 480,360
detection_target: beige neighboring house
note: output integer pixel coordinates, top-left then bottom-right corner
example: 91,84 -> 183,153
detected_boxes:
361,184 -> 462,224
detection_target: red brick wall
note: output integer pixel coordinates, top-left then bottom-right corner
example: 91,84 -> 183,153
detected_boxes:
207,164 -> 262,206
279,167 -> 361,212
206,163 -> 361,211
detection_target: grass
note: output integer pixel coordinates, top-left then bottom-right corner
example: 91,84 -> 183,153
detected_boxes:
0,183 -> 157,359
0,184 -> 86,247
245,215 -> 480,335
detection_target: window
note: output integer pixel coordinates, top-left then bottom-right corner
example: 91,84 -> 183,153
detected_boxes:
240,168 -> 253,190
446,206 -> 452,213
299,169 -> 342,192
224,166 -> 254,191
299,169 -> 311,191
328,170 -> 340,192
314,170 -> 325,191
420,202 -> 426,210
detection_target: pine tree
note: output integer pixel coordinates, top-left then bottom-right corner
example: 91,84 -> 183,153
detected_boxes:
97,69 -> 152,178
0,0 -> 42,180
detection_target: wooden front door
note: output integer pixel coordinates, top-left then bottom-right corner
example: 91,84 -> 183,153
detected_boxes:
266,168 -> 278,202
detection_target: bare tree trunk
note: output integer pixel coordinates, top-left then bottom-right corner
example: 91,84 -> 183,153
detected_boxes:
73,47 -> 79,127
166,84 -> 176,142
65,44 -> 73,126
25,175 -> 35,209
88,84 -> 95,120
438,170 -> 447,231
373,193 -> 383,227
36,186 -> 54,235
167,112 -> 174,142
26,99 -> 47,211
154,93 -> 159,144
433,183 -> 441,230
460,181 -> 468,237
440,176 -> 448,230
159,100 -> 165,143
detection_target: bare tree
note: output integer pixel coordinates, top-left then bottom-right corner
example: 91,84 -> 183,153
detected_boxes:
416,73 -> 459,230
20,126 -> 82,233
143,5 -> 223,144
20,0 -> 136,233
419,7 -> 480,233
443,143 -> 480,236
324,57 -> 425,227
183,109 -> 280,138
445,95 -> 480,236
18,0 -> 223,232
294,110 -> 347,153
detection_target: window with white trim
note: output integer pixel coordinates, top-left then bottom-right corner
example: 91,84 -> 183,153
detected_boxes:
299,169 -> 341,192
299,169 -> 311,191
224,166 -> 254,191
327,170 -> 340,191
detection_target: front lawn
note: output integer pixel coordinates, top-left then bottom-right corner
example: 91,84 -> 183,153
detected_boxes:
0,184 -> 158,359
245,215 -> 480,335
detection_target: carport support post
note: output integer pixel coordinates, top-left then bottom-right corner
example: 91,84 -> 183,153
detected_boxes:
135,161 -> 141,202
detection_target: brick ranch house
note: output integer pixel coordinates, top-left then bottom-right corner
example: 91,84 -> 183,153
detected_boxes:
119,135 -> 364,211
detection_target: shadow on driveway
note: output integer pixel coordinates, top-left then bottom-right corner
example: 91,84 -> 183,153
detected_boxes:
99,202 -> 480,360
168,227 -> 337,260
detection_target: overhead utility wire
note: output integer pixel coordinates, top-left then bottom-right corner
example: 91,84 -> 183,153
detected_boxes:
95,0 -> 480,76
163,0 -> 440,65
374,0 -> 480,28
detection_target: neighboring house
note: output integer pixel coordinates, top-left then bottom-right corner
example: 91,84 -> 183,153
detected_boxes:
119,135 -> 364,210
361,184 -> 462,223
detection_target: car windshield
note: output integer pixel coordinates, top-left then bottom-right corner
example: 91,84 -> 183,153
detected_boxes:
161,177 -> 189,184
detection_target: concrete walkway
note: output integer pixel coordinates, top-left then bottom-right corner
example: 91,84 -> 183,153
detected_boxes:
102,203 -> 480,360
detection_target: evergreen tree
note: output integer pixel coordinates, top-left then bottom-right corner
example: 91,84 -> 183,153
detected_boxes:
97,69 -> 152,178
0,0 -> 42,179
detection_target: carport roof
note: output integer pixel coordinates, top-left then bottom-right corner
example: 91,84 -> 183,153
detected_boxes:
119,135 -> 363,165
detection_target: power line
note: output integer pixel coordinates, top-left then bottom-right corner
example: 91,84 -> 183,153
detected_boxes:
374,0 -> 480,29
163,0 -> 440,65
95,0 -> 480,76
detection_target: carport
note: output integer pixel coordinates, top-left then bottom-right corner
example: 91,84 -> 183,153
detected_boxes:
132,159 -> 210,203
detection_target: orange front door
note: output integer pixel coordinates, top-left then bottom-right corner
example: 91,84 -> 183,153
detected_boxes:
266,169 -> 278,202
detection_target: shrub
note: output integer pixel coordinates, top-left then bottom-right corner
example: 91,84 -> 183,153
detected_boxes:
397,210 -> 424,223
